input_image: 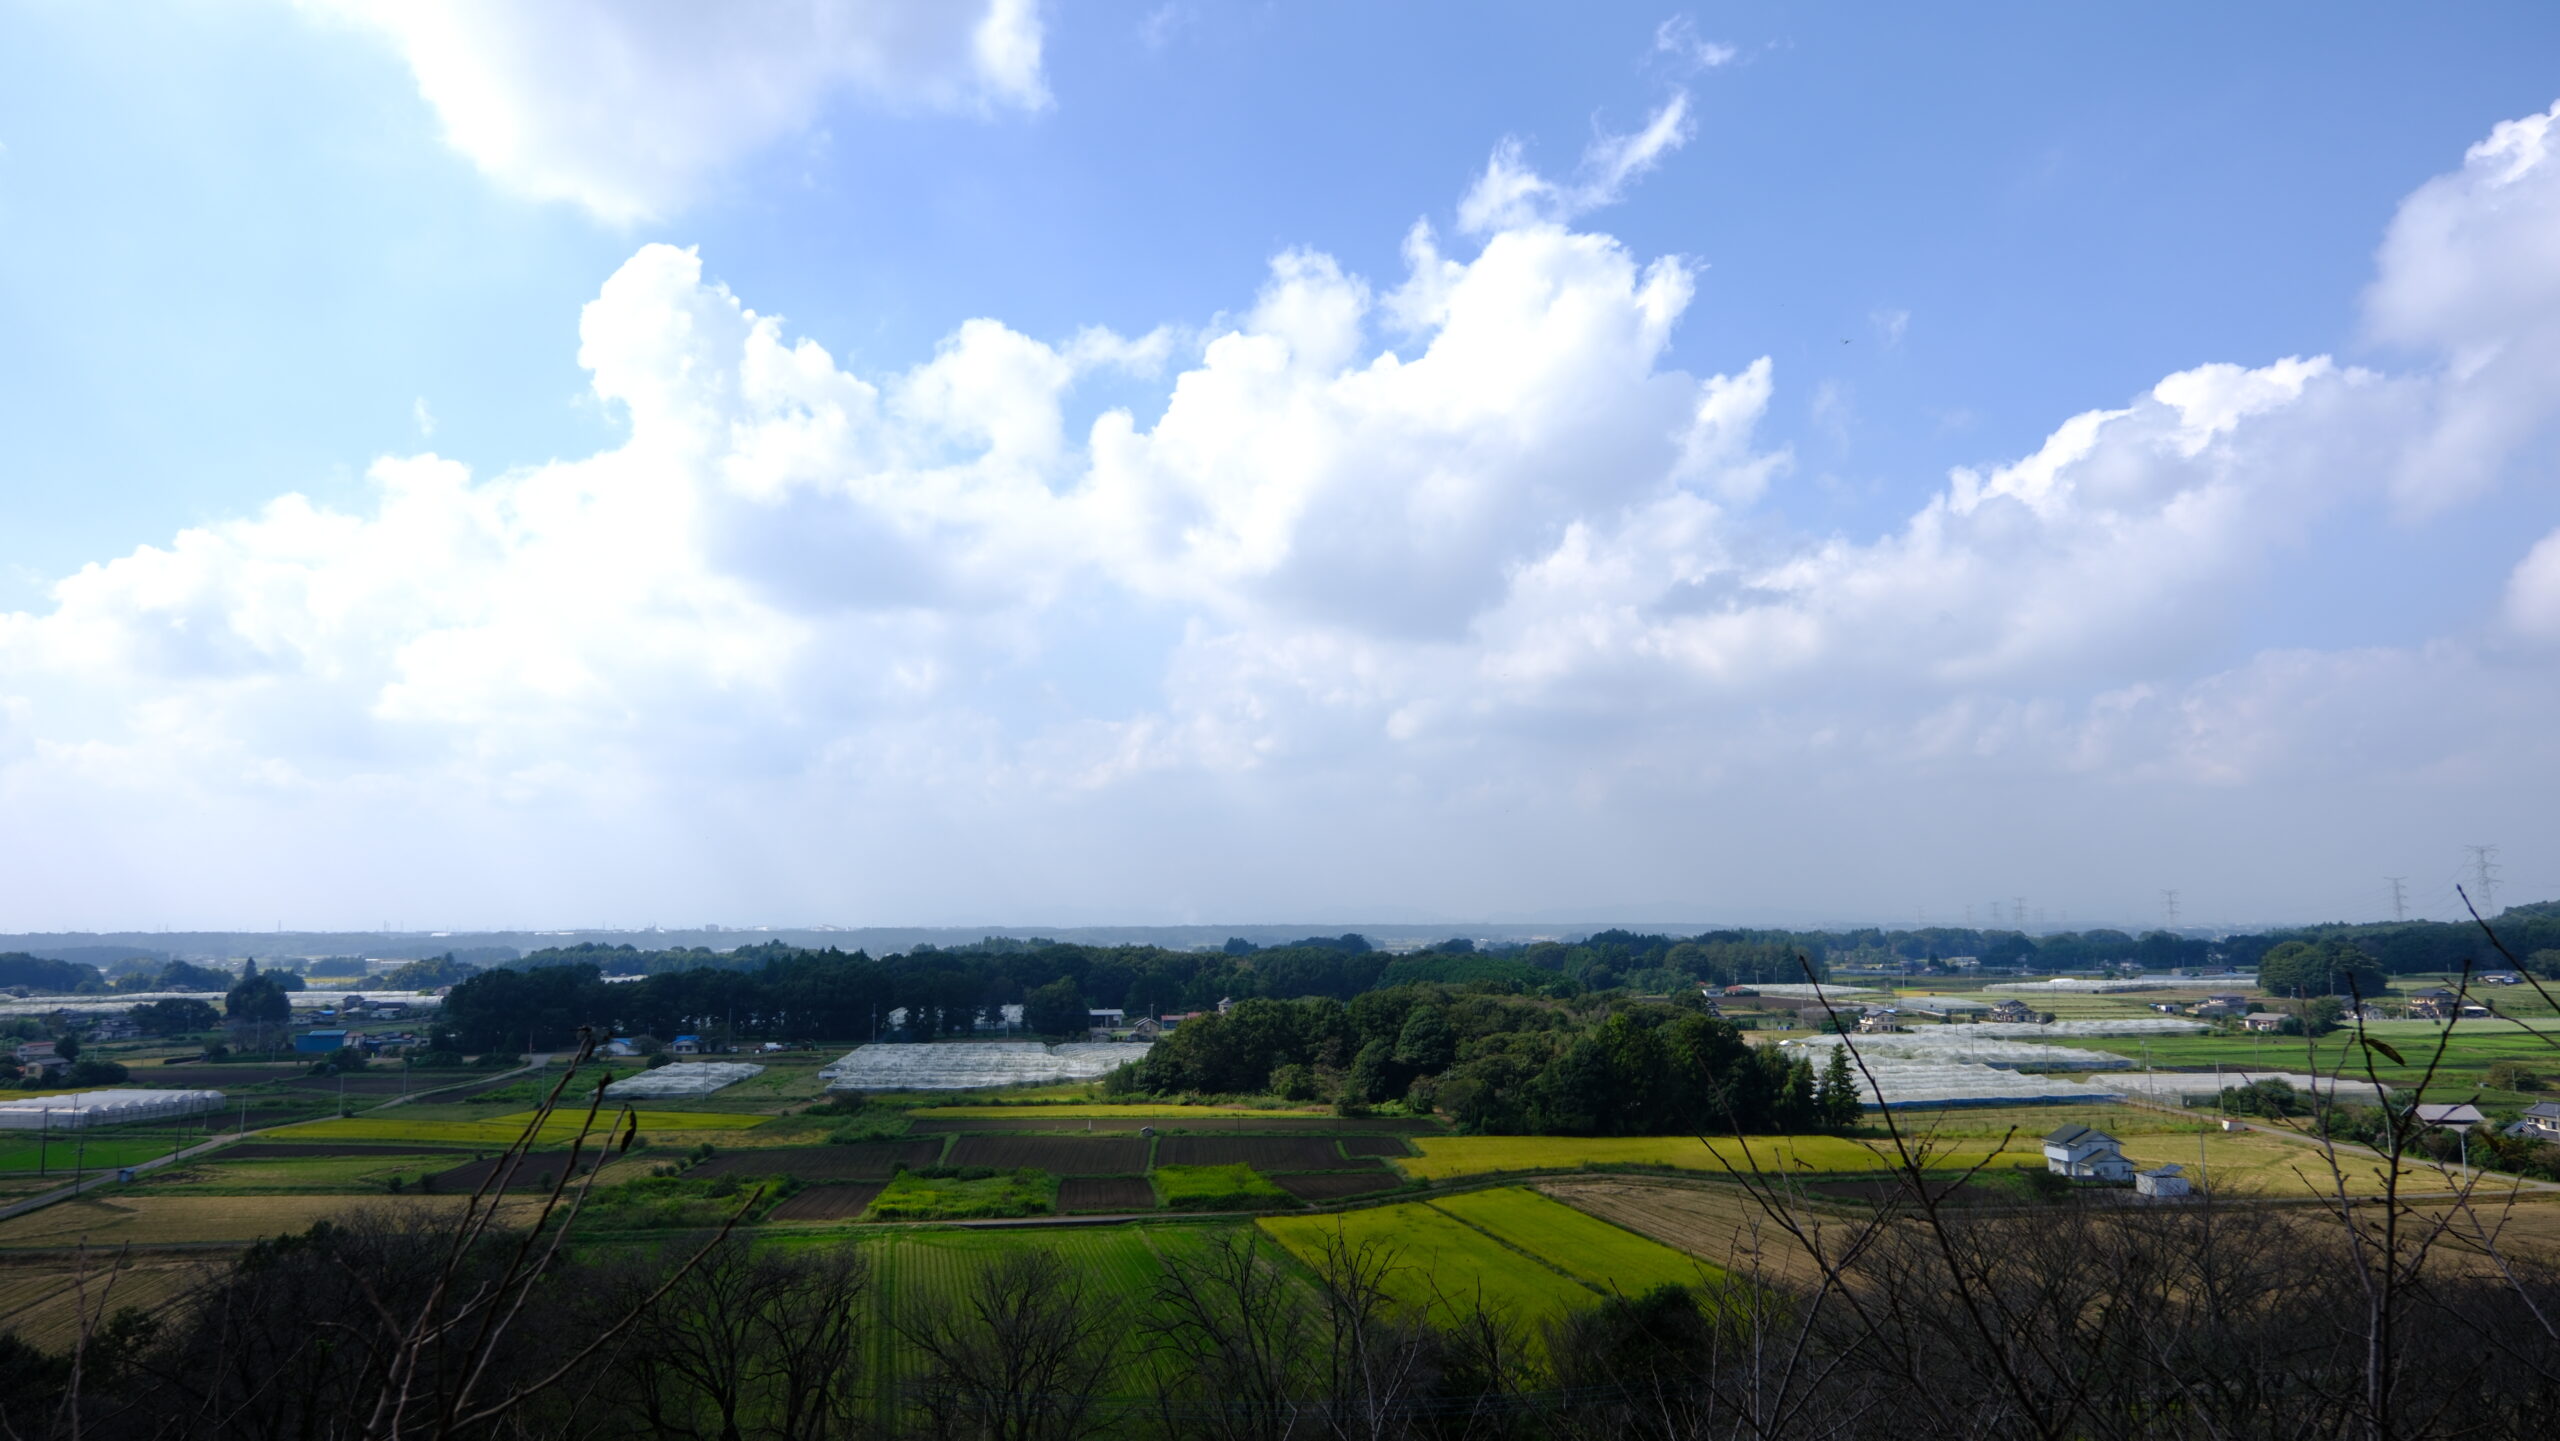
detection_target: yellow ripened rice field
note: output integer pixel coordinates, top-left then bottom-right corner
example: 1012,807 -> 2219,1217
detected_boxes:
0,1194 -> 539,1247
1432,1188 -> 1719,1296
912,1104 -> 1335,1118
484,1109 -> 772,1133
267,1109 -> 767,1146
1396,1133 -> 2041,1181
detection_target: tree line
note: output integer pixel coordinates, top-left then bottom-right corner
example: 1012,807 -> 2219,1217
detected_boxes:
1123,987 -> 1862,1135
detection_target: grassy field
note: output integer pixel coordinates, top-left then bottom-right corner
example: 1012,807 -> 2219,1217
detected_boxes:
2117,1128 -> 2418,1198
1151,1163 -> 1291,1210
2036,1021 -> 2558,1104
1259,1201 -> 1597,1325
865,1168 -> 1056,1220
0,1129 -> 219,1175
1396,1133 -> 2044,1182
861,1223 -> 1227,1409
1432,1188 -> 1719,1297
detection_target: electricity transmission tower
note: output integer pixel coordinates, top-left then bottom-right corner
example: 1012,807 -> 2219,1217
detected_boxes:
2386,877 -> 2407,922
2160,889 -> 2181,931
2465,845 -> 2502,913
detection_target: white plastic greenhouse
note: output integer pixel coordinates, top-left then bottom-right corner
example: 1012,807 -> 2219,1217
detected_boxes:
1840,1060 -> 2122,1109
2107,1069 -> 2385,1104
1892,996 -> 1991,1013
1783,1034 -> 2135,1070
819,1041 -> 1154,1091
1963,1019 -> 2209,1038
0,1090 -> 226,1129
603,1063 -> 764,1099
1745,983 -> 1883,1001
1986,977 -> 2255,993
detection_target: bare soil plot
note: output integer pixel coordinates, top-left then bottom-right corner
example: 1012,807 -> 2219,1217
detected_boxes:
691,1142 -> 943,1181
1156,1136 -> 1375,1169
946,1135 -> 1147,1173
281,1073 -> 437,1095
146,1066 -> 308,1087
767,1183 -> 885,1222
422,1154 -> 606,1194
1339,1135 -> 1414,1157
1058,1177 -> 1156,1212
1272,1172 -> 1402,1202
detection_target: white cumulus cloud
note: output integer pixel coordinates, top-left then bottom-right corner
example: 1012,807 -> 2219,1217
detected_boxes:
306,0 -> 1048,223
7,98 -> 2560,924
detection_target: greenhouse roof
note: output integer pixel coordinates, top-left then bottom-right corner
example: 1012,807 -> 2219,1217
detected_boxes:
819,1040 -> 1153,1091
603,1062 -> 765,1099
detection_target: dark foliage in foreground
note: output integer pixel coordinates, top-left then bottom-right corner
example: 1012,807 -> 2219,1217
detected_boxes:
6,1175 -> 2555,1441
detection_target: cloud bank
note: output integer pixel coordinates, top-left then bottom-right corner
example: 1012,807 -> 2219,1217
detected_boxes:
6,103 -> 2559,926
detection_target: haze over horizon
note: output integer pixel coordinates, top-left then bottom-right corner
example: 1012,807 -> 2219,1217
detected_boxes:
4,4 -> 2558,932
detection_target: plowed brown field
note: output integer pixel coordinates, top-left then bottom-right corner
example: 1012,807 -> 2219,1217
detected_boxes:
1057,1177 -> 1155,1212
768,1183 -> 885,1221
946,1136 -> 1146,1173
1156,1137 -> 1369,1169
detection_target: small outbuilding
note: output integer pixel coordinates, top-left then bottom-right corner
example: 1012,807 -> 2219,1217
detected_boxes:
2135,1164 -> 2192,1198
2413,1103 -> 2486,1129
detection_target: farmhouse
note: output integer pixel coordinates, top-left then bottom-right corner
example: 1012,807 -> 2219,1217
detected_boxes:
12,1041 -> 67,1080
2241,1012 -> 2288,1033
2414,1103 -> 2486,1129
2043,1123 -> 2136,1182
2514,1102 -> 2560,1140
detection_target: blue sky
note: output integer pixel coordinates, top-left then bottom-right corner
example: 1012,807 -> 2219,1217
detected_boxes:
3,2 -> 2558,932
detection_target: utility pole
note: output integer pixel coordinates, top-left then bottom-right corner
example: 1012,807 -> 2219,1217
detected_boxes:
2161,890 -> 2181,931
2387,877 -> 2408,922
2465,845 -> 2501,914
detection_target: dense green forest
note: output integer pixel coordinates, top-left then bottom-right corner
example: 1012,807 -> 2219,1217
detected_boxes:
1122,987 -> 1861,1134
